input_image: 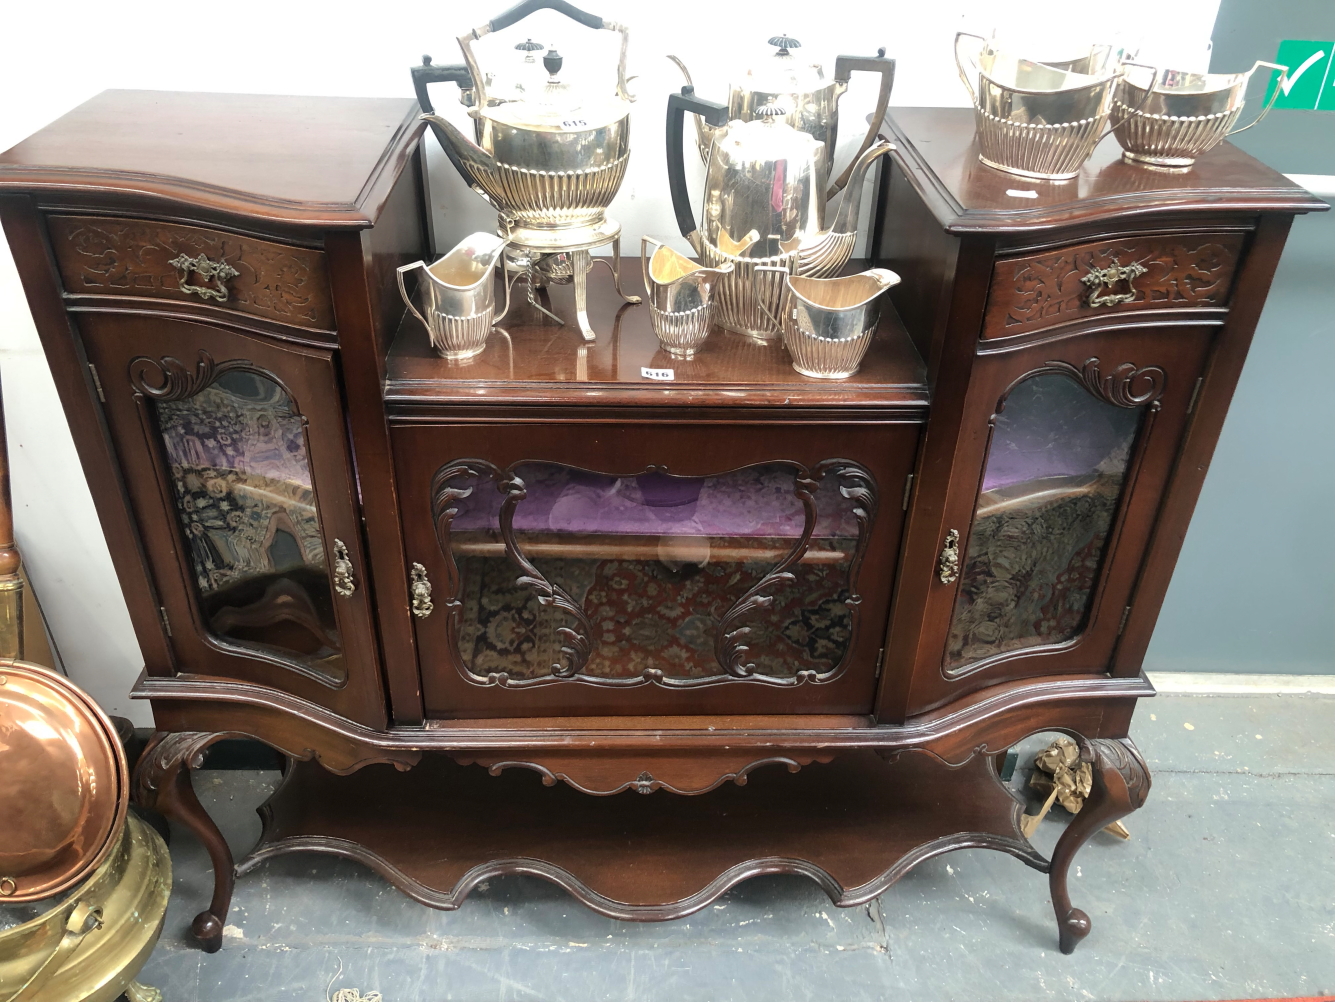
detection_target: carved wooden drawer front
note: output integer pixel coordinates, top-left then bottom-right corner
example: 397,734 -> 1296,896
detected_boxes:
47,215 -> 335,330
982,232 -> 1245,338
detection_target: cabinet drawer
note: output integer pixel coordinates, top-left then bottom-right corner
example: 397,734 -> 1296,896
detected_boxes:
982,232 -> 1245,338
47,214 -> 335,330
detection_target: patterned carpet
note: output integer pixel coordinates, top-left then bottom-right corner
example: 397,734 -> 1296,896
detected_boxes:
456,548 -> 854,680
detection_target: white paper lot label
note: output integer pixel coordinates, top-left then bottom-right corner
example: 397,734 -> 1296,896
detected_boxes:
641,367 -> 674,381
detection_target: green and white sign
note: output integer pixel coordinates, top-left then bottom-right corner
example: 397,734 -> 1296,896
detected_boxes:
1265,39 -> 1335,110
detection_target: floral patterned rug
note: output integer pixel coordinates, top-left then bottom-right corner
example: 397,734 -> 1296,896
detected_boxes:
455,551 -> 853,681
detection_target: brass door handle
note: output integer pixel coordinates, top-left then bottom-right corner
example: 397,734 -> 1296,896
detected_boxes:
410,562 -> 434,618
332,539 -> 356,597
168,252 -> 239,302
938,529 -> 960,585
1081,257 -> 1147,308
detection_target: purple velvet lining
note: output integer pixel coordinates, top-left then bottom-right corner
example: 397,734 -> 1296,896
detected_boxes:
451,464 -> 858,539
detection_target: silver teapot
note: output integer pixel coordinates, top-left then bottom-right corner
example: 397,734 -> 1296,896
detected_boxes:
410,0 -> 634,252
669,36 -> 895,197
668,90 -> 891,340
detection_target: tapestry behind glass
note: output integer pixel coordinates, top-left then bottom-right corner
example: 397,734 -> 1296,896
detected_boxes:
448,462 -> 863,681
945,373 -> 1145,672
155,370 -> 343,680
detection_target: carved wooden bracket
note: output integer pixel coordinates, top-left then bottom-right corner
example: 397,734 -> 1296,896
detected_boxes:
449,749 -> 838,796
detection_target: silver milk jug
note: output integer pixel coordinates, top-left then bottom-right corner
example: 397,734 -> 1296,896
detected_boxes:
755,266 -> 900,378
640,236 -> 733,358
397,232 -> 510,360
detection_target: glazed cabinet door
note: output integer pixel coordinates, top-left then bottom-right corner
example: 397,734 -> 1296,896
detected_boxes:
394,419 -> 920,718
80,312 -> 384,727
900,323 -> 1214,714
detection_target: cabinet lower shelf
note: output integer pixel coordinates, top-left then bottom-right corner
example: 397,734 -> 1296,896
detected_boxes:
239,748 -> 1048,921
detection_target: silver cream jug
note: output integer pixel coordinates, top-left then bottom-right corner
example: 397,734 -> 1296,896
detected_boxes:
640,236 -> 733,358
668,90 -> 891,339
755,266 -> 900,378
397,232 -> 510,360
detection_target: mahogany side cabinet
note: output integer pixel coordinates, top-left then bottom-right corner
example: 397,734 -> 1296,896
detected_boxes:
1,92 -> 1323,954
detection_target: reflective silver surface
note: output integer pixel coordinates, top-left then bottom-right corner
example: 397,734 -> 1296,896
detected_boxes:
756,267 -> 900,378
669,38 -> 894,197
693,117 -> 890,338
398,232 -> 510,360
422,5 -> 634,245
956,33 -> 1128,181
1114,60 -> 1286,168
640,237 -> 732,358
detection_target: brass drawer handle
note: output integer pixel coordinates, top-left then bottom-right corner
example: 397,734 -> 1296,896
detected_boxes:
938,529 -> 960,585
168,252 -> 239,302
1081,257 -> 1147,308
333,539 -> 356,597
410,562 -> 434,618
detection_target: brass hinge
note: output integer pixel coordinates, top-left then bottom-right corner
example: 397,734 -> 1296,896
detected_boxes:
88,363 -> 105,403
1117,605 -> 1132,637
874,647 -> 885,679
901,473 -> 915,511
159,606 -> 172,637
1186,376 -> 1204,415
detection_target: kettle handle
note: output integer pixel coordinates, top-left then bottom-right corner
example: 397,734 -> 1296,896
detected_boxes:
828,51 -> 896,199
667,88 -> 730,249
487,0 -> 603,32
396,262 -> 433,334
465,0 -> 634,104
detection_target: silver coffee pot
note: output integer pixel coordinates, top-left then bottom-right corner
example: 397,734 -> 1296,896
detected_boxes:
669,36 -> 895,197
668,90 -> 891,340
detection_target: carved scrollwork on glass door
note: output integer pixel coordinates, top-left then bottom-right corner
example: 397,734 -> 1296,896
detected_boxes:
943,356 -> 1165,677
430,458 -> 878,688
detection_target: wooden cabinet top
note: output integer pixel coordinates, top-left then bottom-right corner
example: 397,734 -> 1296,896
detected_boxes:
0,90 -> 423,230
882,107 -> 1327,235
384,263 -> 929,413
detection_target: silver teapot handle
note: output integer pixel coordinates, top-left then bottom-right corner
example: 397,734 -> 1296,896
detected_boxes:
396,262 -> 433,332
751,264 -> 794,333
1229,61 -> 1289,136
460,0 -> 633,110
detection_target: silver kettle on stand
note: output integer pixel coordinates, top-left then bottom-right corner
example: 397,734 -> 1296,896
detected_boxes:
667,88 -> 892,340
669,36 -> 895,198
410,0 -> 642,341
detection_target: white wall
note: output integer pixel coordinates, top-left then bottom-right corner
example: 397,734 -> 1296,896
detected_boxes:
0,0 -> 1219,724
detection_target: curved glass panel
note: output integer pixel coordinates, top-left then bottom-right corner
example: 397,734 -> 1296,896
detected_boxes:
154,370 -> 343,681
945,372 -> 1145,672
446,462 -> 864,682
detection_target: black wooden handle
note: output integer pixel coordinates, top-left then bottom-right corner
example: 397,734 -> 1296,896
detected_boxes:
411,58 -> 473,115
667,88 -> 730,241
834,50 -> 895,85
489,0 -> 604,33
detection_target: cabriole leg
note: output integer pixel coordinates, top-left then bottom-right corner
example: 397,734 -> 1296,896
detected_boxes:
1048,736 -> 1151,954
133,731 -> 235,953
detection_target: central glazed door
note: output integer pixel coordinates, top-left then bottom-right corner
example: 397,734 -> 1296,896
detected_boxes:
394,418 -> 920,718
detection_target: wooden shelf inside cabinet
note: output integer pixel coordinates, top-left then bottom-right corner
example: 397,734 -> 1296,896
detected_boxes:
239,748 -> 1044,920
383,259 -> 929,412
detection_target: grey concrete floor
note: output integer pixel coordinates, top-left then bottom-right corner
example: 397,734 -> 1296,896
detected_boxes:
135,694 -> 1335,1001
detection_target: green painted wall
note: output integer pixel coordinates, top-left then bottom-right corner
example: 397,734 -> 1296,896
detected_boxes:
1143,1 -> 1335,674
